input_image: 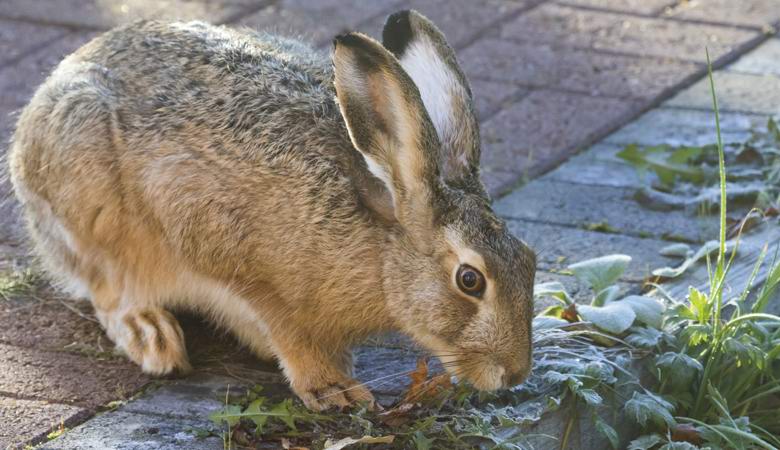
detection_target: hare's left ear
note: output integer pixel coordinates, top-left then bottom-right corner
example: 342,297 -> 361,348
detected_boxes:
382,10 -> 485,196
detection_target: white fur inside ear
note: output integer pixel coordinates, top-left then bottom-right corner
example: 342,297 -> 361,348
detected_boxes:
400,37 -> 459,145
363,153 -> 396,203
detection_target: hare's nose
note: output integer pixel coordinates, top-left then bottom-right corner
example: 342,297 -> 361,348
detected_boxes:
502,367 -> 529,387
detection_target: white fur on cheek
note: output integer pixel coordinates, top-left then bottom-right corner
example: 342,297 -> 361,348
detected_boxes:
399,38 -> 458,144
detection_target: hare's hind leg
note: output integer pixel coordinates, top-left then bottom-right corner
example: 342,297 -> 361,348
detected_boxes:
82,266 -> 192,375
23,196 -> 191,375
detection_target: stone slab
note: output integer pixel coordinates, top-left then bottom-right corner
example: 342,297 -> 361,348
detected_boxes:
0,397 -> 87,450
0,19 -> 66,68
543,151 -> 653,188
495,179 -> 720,242
665,71 -> 780,115
508,218 -> 675,281
470,78 -> 528,121
663,0 -> 780,29
0,0 -> 249,30
238,0 -> 402,47
121,373 -> 287,420
460,38 -> 702,100
662,222 -> 780,306
556,0 -> 673,15
482,168 -> 524,197
728,38 -> 780,77
604,107 -> 766,147
0,343 -> 148,408
360,0 -> 535,50
40,410 -> 221,450
500,4 -> 759,62
480,89 -> 640,174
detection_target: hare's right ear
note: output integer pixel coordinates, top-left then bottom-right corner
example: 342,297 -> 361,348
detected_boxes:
333,32 -> 442,252
382,10 -> 485,198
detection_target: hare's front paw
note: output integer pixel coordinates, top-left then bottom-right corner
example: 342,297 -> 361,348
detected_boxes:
113,308 -> 192,375
293,377 -> 376,412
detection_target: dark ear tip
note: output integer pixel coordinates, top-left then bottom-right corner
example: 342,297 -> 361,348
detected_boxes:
333,32 -> 363,49
382,10 -> 414,56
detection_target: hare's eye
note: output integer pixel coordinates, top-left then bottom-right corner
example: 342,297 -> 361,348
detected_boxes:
456,264 -> 485,297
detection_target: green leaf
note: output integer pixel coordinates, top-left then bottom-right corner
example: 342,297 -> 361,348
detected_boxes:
616,143 -> 708,187
569,254 -> 632,292
595,418 -> 619,450
688,286 -> 711,322
652,240 -> 721,279
624,392 -> 676,428
208,404 -> 242,427
656,352 -> 703,390
659,243 -> 693,258
627,434 -> 665,450
534,281 -> 572,304
659,442 -> 701,450
619,295 -> 665,328
593,285 -> 622,306
532,316 -> 569,330
270,399 -> 297,430
412,431 -> 435,450
244,399 -> 269,432
625,326 -> 664,348
768,117 -> 780,143
576,388 -> 603,406
578,303 -> 636,334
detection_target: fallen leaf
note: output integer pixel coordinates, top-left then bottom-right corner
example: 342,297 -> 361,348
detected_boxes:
378,402 -> 415,427
401,359 -> 452,405
561,303 -> 579,323
323,435 -> 395,450
671,423 -> 703,445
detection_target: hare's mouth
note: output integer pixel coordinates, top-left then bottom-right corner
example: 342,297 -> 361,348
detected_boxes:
435,352 -> 506,391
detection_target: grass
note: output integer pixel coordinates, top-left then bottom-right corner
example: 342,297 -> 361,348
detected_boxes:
0,268 -> 42,301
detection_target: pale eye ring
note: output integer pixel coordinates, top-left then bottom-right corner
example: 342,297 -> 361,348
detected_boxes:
456,264 -> 485,297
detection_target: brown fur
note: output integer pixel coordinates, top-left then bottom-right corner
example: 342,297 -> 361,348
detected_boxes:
8,11 -> 535,410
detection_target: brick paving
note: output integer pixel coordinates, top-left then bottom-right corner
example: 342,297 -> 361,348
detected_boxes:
1,1 -> 779,448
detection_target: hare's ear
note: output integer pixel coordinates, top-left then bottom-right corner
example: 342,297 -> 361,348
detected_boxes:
333,32 -> 442,250
382,10 -> 485,197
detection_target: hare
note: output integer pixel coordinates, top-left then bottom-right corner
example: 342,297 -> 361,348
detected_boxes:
8,10 -> 536,410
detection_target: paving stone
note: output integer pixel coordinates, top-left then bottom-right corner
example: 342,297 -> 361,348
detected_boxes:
460,38 -> 702,99
354,345 -> 420,398
665,71 -> 780,115
728,38 -> 780,77
0,19 -> 66,67
0,31 -> 98,108
500,4 -> 759,62
0,343 -> 148,409
470,78 -> 528,121
482,168 -> 524,197
0,0 -> 249,29
0,397 -> 88,449
605,107 -> 766,147
121,373 -> 286,419
40,409 -> 221,450
508,218 -> 675,281
238,0 -> 402,47
555,0 -> 673,15
663,0 -> 780,28
495,179 -> 720,242
361,0 -> 534,50
544,151 -> 653,188
480,89 -> 640,174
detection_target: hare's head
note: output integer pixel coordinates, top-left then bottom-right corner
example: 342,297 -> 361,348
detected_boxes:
333,11 -> 536,390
